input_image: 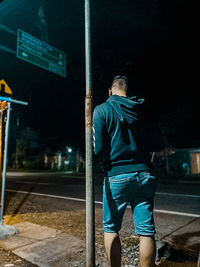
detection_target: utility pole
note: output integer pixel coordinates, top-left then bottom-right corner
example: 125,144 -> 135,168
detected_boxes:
165,148 -> 169,174
85,0 -> 95,266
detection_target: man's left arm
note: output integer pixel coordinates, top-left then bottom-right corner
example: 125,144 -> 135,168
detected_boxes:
92,107 -> 109,161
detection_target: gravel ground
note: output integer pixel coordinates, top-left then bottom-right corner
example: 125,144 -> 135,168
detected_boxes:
0,191 -> 198,266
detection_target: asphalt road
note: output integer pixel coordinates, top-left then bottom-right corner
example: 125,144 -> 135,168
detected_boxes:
5,172 -> 200,217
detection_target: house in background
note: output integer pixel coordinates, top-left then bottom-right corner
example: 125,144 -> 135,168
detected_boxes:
188,149 -> 200,174
44,149 -> 85,172
153,148 -> 200,176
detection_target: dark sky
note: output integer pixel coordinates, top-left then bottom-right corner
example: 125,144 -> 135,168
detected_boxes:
0,0 -> 198,151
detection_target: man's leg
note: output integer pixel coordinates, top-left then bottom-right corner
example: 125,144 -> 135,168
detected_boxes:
103,175 -> 131,266
132,172 -> 157,267
139,235 -> 156,267
104,232 -> 121,267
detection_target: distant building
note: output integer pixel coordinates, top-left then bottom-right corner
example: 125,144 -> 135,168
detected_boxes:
153,148 -> 200,175
44,153 -> 66,170
44,150 -> 85,172
187,148 -> 200,174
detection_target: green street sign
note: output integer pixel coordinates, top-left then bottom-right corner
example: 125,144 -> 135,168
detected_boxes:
17,29 -> 66,77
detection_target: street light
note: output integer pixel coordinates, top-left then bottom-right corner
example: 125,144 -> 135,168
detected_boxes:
67,147 -> 72,153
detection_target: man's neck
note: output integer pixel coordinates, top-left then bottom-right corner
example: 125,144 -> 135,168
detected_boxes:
112,92 -> 127,97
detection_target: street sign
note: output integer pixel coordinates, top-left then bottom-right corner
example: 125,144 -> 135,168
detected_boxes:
17,29 -> 66,77
0,80 -> 12,95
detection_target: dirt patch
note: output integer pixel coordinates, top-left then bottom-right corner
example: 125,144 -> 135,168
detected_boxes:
1,191 -> 198,266
0,246 -> 37,267
3,192 -> 105,245
1,192 -> 110,266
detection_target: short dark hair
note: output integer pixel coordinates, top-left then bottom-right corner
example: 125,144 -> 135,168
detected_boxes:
113,75 -> 128,82
112,75 -> 128,91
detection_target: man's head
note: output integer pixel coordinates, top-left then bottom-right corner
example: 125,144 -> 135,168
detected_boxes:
109,75 -> 128,97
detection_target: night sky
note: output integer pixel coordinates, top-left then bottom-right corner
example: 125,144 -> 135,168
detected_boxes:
0,0 -> 198,153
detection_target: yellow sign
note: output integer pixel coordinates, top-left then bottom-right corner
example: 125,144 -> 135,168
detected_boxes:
0,79 -> 12,95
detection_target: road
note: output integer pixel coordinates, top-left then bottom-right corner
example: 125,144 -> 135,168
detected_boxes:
5,172 -> 200,218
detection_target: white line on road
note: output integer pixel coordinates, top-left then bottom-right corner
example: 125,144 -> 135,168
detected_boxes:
153,209 -> 200,217
15,181 -> 49,185
60,176 -> 85,179
6,189 -> 200,218
10,181 -> 200,198
155,192 -> 200,198
7,172 -> 57,177
7,172 -> 84,178
177,180 -> 200,184
6,189 -> 86,202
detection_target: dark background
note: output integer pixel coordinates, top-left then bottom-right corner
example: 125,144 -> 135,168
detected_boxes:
0,0 -> 198,154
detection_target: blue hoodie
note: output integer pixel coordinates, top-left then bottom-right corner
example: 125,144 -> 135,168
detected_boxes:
93,94 -> 151,177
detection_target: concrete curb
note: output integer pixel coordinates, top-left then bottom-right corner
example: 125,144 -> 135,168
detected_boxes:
0,224 -> 17,239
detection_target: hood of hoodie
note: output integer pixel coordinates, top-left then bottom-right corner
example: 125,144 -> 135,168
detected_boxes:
106,95 -> 145,125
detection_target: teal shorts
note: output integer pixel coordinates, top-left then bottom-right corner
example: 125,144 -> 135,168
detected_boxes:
103,171 -> 156,235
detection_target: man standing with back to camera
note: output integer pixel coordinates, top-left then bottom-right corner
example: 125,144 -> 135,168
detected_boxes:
93,75 -> 157,267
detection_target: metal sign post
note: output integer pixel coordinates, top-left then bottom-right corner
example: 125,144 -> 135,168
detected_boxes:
0,96 -> 28,226
85,0 -> 95,266
0,101 -> 11,225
